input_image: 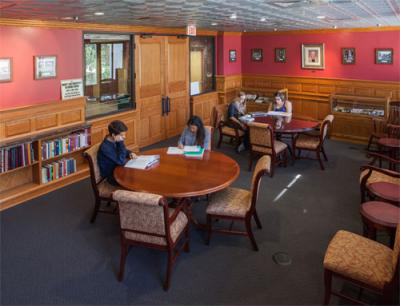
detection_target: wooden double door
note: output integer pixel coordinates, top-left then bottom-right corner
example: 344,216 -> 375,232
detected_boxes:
136,35 -> 189,147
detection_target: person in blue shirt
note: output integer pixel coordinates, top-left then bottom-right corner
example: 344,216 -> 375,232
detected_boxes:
273,91 -> 293,114
178,116 -> 211,150
228,93 -> 249,152
98,120 -> 136,185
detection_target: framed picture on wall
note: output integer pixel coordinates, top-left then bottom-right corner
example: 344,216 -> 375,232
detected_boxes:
0,57 -> 12,82
301,43 -> 325,69
375,48 -> 393,64
34,55 -> 57,79
251,48 -> 263,62
342,48 -> 356,65
229,49 -> 237,62
275,48 -> 286,63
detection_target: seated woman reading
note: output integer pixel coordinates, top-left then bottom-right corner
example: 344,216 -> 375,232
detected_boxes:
228,95 -> 250,152
98,120 -> 136,185
178,116 -> 211,150
273,91 -> 293,114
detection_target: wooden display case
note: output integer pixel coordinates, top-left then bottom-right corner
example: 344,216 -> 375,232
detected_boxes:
329,93 -> 391,143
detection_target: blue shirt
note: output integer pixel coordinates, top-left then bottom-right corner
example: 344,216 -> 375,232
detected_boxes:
274,105 -> 287,112
98,138 -> 131,181
228,102 -> 241,119
178,127 -> 211,149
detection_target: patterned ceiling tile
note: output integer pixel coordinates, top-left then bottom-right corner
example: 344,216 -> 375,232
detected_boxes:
0,0 -> 399,31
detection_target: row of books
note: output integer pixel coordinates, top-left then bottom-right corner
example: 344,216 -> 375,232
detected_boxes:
41,158 -> 77,184
41,129 -> 90,160
0,143 -> 35,173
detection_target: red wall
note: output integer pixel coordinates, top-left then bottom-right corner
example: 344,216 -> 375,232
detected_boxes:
241,31 -> 400,82
217,34 -> 242,76
0,26 -> 83,109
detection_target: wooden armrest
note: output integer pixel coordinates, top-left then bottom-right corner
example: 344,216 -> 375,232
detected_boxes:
366,152 -> 400,165
360,164 -> 400,177
168,200 -> 188,224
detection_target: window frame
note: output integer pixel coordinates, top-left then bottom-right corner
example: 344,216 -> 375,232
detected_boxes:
82,32 -> 135,120
189,36 -> 216,97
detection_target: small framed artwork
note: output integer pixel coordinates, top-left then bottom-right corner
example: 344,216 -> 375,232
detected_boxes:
34,55 -> 57,79
342,48 -> 356,65
251,48 -> 263,62
0,57 -> 12,82
375,48 -> 393,64
275,48 -> 286,63
229,49 -> 237,62
301,43 -> 325,69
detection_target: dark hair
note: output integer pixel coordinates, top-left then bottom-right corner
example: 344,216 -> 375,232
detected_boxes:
108,120 -> 128,136
187,116 -> 205,147
275,91 -> 286,102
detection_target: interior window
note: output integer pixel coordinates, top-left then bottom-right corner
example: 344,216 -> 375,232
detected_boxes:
83,33 -> 134,119
189,36 -> 215,96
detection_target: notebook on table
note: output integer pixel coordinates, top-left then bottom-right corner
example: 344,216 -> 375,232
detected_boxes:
124,155 -> 160,170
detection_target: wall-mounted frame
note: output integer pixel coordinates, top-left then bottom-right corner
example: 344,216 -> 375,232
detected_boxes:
375,48 -> 393,64
0,57 -> 12,82
342,48 -> 356,65
34,55 -> 57,79
229,49 -> 237,62
275,48 -> 286,63
251,48 -> 263,62
301,43 -> 325,69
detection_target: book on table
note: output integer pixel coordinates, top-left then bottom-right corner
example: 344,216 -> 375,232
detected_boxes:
124,155 -> 160,170
166,146 -> 205,158
266,111 -> 292,117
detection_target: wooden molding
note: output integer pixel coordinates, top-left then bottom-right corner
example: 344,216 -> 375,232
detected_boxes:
0,18 -> 218,36
243,26 -> 400,36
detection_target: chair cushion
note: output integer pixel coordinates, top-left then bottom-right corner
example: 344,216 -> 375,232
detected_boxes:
97,180 -> 119,199
252,140 -> 287,155
221,126 -> 244,137
124,209 -> 188,246
324,230 -> 394,290
206,187 -> 251,217
360,169 -> 400,186
295,134 -> 320,149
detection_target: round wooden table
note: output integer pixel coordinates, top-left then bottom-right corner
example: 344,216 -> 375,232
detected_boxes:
360,201 -> 400,246
254,117 -> 319,134
114,148 -> 240,198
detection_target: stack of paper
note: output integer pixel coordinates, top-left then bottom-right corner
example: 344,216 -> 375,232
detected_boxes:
124,155 -> 160,170
167,147 -> 184,155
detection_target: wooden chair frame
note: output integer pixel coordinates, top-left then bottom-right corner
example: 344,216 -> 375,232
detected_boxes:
206,161 -> 269,251
293,118 -> 331,170
84,144 -> 118,223
116,196 -> 190,291
248,123 -> 287,176
213,105 -> 244,151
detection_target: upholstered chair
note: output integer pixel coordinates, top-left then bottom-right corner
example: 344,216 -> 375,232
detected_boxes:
113,190 -> 190,290
293,114 -> 334,170
359,152 -> 400,204
205,155 -> 271,251
323,225 -> 400,305
247,121 -> 287,175
213,104 -> 245,151
84,143 -> 120,223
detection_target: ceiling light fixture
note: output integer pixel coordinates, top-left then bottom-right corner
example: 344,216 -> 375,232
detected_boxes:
333,25 -> 337,29
274,28 -> 278,31
61,17 -> 74,20
230,13 -> 237,19
376,23 -> 381,27
260,17 -> 266,22
211,22 -> 218,26
317,15 -> 326,19
94,12 -> 104,16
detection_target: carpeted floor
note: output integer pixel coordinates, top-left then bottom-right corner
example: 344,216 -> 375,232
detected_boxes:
0,137 -> 396,305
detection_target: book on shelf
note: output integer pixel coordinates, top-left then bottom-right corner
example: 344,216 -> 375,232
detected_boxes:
42,128 -> 90,160
41,157 -> 77,183
124,155 -> 160,170
0,142 -> 35,173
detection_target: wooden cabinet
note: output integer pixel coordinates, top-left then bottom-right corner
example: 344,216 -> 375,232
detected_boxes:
329,94 -> 391,143
136,35 -> 189,147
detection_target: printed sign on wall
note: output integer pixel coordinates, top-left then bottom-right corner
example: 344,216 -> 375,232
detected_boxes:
61,78 -> 83,100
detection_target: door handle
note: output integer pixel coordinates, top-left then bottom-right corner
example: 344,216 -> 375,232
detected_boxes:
161,96 -> 166,116
166,96 -> 170,114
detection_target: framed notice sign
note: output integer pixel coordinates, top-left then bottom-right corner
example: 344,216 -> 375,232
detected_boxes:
34,55 -> 57,79
61,79 -> 83,100
0,58 -> 12,82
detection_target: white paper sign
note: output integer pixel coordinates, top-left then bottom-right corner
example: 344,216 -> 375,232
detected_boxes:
187,24 -> 196,36
190,81 -> 200,95
61,79 -> 83,100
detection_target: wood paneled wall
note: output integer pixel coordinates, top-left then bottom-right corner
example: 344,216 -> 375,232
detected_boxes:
0,97 -> 85,144
190,92 -> 218,126
216,75 -> 242,105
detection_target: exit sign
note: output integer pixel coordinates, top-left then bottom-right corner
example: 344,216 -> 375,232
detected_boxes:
187,24 -> 196,36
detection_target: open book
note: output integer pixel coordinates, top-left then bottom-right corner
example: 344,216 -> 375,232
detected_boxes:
124,155 -> 160,170
167,146 -> 203,155
267,111 -> 292,117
